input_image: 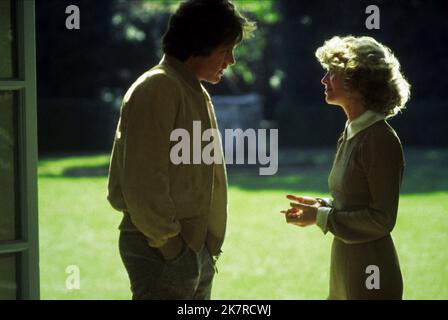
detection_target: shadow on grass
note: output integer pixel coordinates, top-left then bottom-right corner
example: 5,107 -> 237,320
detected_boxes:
38,148 -> 448,194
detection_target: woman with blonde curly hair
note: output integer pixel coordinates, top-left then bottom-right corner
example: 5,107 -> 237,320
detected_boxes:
281,36 -> 410,299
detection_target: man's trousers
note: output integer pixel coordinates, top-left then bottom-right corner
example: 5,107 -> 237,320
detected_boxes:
119,230 -> 215,300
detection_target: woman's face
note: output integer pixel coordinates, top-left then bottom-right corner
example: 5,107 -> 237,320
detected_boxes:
320,70 -> 349,107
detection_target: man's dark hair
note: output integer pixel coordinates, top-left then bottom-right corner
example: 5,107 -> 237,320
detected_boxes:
162,0 -> 254,61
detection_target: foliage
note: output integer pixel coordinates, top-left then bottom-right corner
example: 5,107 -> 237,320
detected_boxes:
110,0 -> 281,89
36,0 -> 448,151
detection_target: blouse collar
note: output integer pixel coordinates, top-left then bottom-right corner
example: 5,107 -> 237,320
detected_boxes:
345,110 -> 386,140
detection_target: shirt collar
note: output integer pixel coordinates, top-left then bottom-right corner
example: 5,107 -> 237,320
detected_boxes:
159,55 -> 203,94
345,110 -> 386,140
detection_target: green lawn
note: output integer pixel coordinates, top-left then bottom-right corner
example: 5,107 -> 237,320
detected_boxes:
38,149 -> 448,299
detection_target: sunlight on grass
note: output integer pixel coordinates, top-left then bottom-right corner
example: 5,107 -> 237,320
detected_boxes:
38,150 -> 448,299
38,154 -> 110,176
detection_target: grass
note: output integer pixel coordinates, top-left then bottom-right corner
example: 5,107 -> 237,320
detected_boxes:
38,149 -> 448,299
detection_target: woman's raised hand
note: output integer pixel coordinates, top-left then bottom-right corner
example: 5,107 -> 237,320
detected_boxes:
286,194 -> 318,206
280,194 -> 320,227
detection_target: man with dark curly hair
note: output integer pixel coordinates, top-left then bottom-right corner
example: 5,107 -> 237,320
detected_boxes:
107,0 -> 254,300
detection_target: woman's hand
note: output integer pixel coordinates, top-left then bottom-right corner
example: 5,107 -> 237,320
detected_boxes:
286,194 -> 319,206
280,194 -> 321,227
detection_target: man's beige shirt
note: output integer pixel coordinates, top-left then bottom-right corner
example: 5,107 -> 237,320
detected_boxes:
107,55 -> 227,256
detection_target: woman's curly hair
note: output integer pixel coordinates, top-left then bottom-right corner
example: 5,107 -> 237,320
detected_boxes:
315,36 -> 411,118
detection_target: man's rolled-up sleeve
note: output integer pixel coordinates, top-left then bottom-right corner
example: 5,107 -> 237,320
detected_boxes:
122,74 -> 181,247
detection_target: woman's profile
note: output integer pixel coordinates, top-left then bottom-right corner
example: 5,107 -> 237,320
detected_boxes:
281,35 -> 411,299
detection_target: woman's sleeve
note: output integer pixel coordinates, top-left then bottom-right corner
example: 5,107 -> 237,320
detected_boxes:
316,198 -> 333,232
319,130 -> 404,244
